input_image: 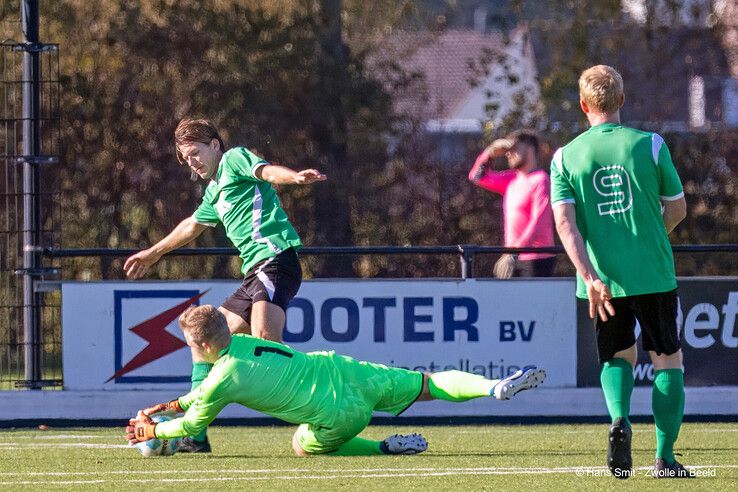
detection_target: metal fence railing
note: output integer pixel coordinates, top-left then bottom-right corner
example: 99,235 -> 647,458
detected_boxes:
43,243 -> 738,280
0,243 -> 735,390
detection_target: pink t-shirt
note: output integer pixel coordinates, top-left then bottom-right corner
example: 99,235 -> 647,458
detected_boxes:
474,168 -> 555,261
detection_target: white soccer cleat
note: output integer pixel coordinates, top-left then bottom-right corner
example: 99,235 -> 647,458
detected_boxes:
493,365 -> 546,400
381,433 -> 428,455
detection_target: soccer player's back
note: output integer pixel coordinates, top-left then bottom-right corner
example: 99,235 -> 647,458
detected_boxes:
552,123 -> 682,298
161,335 -> 341,435
552,65 -> 690,480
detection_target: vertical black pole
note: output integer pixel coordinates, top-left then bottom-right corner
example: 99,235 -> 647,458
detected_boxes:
21,0 -> 42,387
459,245 -> 474,279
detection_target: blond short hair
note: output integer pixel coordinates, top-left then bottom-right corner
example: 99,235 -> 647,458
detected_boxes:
578,65 -> 624,114
179,305 -> 230,345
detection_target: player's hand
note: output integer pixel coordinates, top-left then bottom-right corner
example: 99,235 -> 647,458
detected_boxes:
141,399 -> 183,418
586,278 -> 615,322
125,412 -> 157,445
488,138 -> 513,158
123,249 -> 160,279
294,169 -> 326,185
493,254 -> 516,279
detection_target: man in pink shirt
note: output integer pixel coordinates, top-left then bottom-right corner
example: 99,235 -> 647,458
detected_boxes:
468,130 -> 556,277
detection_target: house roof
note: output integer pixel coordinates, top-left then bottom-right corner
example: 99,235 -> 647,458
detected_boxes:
373,29 -> 523,120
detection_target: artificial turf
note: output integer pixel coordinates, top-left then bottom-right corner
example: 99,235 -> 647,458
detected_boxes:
0,422 -> 735,490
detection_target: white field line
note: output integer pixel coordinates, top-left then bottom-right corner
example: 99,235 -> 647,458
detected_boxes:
0,434 -> 104,440
1,427 -> 734,440
453,427 -> 738,435
0,443 -> 128,449
0,465 -> 736,483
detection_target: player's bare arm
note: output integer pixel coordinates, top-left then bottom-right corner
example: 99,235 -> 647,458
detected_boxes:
661,196 -> 687,234
256,164 -> 327,185
124,217 -> 208,279
553,202 -> 615,321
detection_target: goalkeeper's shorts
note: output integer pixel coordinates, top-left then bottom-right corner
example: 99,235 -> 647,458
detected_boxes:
295,356 -> 423,454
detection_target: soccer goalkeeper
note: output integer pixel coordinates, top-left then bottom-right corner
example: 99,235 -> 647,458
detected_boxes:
126,305 -> 546,456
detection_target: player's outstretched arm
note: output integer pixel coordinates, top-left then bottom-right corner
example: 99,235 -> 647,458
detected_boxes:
554,203 -> 615,321
256,164 -> 327,185
124,217 -> 208,279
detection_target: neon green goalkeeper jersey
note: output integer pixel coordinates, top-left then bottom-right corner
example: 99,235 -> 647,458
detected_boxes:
155,335 -> 356,439
192,147 -> 302,274
550,123 -> 684,299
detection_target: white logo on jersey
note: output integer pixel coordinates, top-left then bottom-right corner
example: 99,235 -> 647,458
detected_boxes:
593,165 -> 632,216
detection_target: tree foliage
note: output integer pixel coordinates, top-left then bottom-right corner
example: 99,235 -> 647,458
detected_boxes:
0,0 -> 735,281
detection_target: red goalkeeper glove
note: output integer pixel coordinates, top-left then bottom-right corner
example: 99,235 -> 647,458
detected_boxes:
140,399 -> 183,418
125,412 -> 157,445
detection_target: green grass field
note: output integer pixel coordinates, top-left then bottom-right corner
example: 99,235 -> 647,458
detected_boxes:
0,423 -> 735,490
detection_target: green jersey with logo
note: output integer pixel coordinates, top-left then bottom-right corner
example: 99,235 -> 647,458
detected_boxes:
153,334 -> 421,439
550,123 -> 684,299
192,147 -> 302,274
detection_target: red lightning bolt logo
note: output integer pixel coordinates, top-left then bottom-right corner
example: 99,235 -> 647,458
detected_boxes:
106,290 -> 208,383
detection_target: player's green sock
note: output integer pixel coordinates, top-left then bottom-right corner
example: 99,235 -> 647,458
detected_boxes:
328,436 -> 383,456
652,368 -> 684,463
600,358 -> 634,426
190,361 -> 214,442
428,370 -> 499,402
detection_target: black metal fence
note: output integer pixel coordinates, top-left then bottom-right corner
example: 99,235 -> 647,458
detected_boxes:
2,236 -> 737,391
44,244 -> 738,280
0,1 -> 61,390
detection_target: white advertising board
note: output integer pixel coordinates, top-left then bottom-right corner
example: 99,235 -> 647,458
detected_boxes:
62,280 -> 578,398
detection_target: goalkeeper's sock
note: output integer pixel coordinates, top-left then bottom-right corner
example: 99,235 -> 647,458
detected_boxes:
652,368 -> 684,463
428,370 -> 499,402
190,362 -> 214,442
328,436 -> 383,456
600,358 -> 634,426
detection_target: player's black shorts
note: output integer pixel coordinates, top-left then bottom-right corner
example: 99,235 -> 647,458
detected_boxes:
594,288 -> 681,363
513,257 -> 556,277
221,248 -> 302,323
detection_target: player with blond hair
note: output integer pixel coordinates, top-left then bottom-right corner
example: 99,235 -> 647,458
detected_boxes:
126,305 -> 546,456
551,65 -> 690,479
124,118 -> 325,452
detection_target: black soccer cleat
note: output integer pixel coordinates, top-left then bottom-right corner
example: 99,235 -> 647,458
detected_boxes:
653,458 -> 695,479
177,436 -> 212,453
379,433 -> 428,455
607,418 -> 633,479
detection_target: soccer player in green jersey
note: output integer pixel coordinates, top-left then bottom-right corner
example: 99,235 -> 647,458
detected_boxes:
550,65 -> 690,479
124,119 -> 325,452
126,305 -> 546,456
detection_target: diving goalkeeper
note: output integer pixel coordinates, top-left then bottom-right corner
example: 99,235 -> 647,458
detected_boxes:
126,305 -> 546,456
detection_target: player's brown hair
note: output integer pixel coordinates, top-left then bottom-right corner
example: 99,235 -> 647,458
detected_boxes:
506,130 -> 539,155
179,305 -> 230,346
174,118 -> 225,164
578,65 -> 624,114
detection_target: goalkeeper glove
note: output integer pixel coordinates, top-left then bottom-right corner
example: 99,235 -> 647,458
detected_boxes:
141,399 -> 183,418
126,412 -> 157,445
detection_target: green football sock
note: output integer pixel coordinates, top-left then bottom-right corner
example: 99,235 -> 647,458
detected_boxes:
652,368 -> 684,463
600,358 -> 634,426
328,436 -> 383,456
428,370 -> 499,402
190,362 -> 214,442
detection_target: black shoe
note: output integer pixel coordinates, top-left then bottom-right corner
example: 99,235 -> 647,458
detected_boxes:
177,436 -> 212,453
607,418 -> 633,479
653,458 -> 695,478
